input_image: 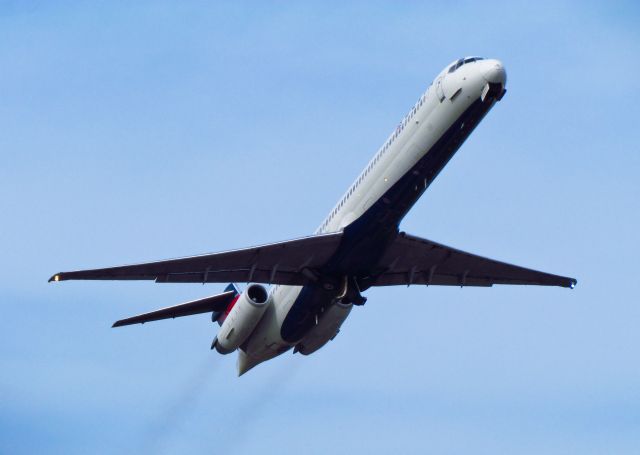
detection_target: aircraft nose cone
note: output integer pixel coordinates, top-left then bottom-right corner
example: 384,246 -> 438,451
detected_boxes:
483,60 -> 507,85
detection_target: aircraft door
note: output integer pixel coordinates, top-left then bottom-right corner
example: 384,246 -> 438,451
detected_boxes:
436,77 -> 445,102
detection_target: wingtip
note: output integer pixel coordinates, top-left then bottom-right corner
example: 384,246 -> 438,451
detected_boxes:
48,273 -> 62,283
112,320 -> 124,328
569,278 -> 577,289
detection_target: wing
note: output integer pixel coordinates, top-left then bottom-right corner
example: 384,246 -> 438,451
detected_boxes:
49,233 -> 343,285
372,232 -> 576,288
112,291 -> 236,327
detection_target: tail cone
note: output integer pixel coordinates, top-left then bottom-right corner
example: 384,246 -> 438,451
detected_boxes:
237,350 -> 259,376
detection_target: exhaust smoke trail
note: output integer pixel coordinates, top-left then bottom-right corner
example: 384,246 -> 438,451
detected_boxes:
142,355 -> 219,454
218,358 -> 302,455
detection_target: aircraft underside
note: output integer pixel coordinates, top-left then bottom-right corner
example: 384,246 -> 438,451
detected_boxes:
50,57 -> 576,376
280,95 -> 496,339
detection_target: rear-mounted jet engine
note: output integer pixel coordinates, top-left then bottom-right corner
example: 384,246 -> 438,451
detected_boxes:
212,284 -> 271,354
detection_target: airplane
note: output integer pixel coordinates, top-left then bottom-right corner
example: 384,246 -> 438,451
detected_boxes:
50,57 -> 576,376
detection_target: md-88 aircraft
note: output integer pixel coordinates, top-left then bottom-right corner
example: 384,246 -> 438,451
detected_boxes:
50,57 -> 576,375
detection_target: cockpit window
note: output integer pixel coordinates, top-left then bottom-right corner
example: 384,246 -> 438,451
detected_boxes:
448,59 -> 463,73
448,56 -> 485,73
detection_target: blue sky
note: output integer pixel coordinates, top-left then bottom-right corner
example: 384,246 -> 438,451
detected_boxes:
1,1 -> 639,453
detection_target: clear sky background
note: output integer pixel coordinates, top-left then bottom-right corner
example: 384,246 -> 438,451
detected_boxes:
1,1 -> 639,454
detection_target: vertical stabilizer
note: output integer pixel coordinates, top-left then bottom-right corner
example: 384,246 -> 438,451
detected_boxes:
213,283 -> 241,325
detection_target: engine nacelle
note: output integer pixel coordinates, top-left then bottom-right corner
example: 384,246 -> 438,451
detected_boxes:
294,301 -> 352,356
214,284 -> 270,355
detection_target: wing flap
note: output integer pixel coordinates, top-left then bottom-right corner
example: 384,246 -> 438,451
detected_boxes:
373,232 -> 576,288
112,291 -> 236,327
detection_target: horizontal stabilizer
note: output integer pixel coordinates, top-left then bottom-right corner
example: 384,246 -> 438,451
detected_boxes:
112,290 -> 236,328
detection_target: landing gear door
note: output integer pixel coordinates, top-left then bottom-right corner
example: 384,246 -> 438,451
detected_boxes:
436,77 -> 445,102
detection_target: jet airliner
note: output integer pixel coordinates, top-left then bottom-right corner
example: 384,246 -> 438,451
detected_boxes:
50,57 -> 576,375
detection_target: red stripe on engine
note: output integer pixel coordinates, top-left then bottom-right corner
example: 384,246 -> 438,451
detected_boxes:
219,294 -> 240,323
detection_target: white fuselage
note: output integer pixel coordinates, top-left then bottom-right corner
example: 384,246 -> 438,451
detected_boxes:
238,58 -> 507,374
